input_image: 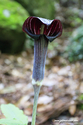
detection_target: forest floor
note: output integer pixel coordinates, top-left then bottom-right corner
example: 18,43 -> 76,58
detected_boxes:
0,51 -> 83,125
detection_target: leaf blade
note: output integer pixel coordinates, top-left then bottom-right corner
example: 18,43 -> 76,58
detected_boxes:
1,104 -> 28,124
0,119 -> 23,125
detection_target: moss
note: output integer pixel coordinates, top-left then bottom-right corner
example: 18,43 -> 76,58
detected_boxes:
0,0 -> 29,54
0,0 -> 29,30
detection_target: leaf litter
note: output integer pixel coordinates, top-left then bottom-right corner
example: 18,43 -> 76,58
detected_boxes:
0,52 -> 83,125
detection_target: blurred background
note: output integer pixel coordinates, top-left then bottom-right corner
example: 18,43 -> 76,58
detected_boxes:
0,0 -> 83,125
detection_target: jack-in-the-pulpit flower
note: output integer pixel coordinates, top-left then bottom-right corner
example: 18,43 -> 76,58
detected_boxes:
22,16 -> 62,125
23,16 -> 62,85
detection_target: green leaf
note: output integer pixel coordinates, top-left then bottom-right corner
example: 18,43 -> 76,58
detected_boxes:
0,104 -> 28,125
0,119 -> 23,125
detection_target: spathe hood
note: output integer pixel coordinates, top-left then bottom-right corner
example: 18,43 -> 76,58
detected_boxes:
22,16 -> 62,42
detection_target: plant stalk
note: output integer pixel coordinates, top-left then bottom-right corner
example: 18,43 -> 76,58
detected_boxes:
31,85 -> 41,125
32,35 -> 48,83
32,35 -> 48,124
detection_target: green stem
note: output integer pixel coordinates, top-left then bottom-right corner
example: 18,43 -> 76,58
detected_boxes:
31,85 -> 41,125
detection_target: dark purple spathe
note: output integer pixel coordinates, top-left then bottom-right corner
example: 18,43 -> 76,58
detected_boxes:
22,16 -> 63,82
22,16 -> 62,42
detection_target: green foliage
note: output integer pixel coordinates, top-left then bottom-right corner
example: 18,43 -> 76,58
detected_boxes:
65,25 -> 83,62
79,104 -> 83,110
0,0 -> 29,54
48,41 -> 58,51
79,94 -> 83,101
25,35 -> 34,49
78,104 -> 83,110
0,0 -> 29,31
62,8 -> 82,28
0,104 -> 28,125
15,0 -> 55,19
78,94 -> 83,110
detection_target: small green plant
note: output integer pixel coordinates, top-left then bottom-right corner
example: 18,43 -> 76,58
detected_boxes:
78,94 -> 83,110
78,104 -> 83,110
79,94 -> 83,101
0,104 -> 28,125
